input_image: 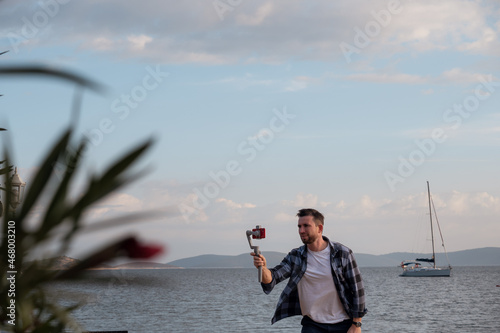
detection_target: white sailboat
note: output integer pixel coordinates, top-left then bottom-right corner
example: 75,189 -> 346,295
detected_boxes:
400,181 -> 452,277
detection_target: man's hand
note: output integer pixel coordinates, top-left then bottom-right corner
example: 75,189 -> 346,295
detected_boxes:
251,252 -> 267,268
347,321 -> 362,333
250,252 -> 272,283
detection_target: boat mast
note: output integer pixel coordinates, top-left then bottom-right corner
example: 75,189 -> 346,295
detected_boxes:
427,181 -> 436,269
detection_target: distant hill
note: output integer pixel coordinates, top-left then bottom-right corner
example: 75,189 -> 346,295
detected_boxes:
38,255 -> 81,270
113,261 -> 180,269
356,247 -> 500,267
166,247 -> 500,268
166,251 -> 287,268
40,247 -> 500,270
35,256 -> 180,270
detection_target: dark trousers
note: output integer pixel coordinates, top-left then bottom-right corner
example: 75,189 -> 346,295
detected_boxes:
301,316 -> 353,333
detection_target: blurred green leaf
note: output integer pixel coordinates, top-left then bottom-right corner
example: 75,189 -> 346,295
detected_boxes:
36,141 -> 86,243
1,36 -> 162,332
67,139 -> 153,223
17,129 -> 71,224
0,65 -> 106,94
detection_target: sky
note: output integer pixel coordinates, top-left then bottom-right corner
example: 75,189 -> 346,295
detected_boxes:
1,0 -> 499,263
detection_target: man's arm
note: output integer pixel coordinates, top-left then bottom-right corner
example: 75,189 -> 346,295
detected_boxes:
345,250 -> 367,318
250,252 -> 272,284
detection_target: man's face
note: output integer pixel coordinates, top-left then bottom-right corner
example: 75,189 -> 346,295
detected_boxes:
297,216 -> 322,245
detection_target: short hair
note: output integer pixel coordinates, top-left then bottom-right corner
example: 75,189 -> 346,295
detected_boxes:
296,208 -> 324,226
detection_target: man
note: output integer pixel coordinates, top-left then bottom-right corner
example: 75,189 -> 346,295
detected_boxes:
251,208 -> 367,332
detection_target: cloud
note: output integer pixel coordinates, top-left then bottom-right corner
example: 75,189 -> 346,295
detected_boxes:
90,37 -> 115,51
343,72 -> 427,84
215,198 -> 256,209
396,115 -> 500,146
235,3 -> 274,26
208,73 -> 314,92
275,212 -> 294,222
342,68 -> 497,85
86,192 -> 143,220
159,187 -> 500,226
127,34 -> 153,51
286,191 -> 500,222
210,73 -> 276,89
439,68 -> 489,84
283,79 -> 308,92
62,181 -> 500,260
373,1 -> 500,54
283,76 -> 316,92
286,193 -> 319,208
447,191 -> 500,215
5,0 -> 499,64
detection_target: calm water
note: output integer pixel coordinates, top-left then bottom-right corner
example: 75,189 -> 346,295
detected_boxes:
49,266 -> 500,332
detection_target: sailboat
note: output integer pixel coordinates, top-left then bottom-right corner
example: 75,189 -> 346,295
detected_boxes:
400,181 -> 452,277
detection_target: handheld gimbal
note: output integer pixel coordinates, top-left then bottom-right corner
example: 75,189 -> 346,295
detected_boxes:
246,225 -> 266,282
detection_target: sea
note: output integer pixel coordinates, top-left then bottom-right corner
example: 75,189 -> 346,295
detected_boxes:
47,266 -> 500,333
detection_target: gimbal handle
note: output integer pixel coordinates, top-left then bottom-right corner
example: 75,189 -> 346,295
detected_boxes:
246,230 -> 262,282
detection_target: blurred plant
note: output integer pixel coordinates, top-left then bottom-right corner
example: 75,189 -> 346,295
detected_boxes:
0,51 -> 163,332
1,51 -> 12,198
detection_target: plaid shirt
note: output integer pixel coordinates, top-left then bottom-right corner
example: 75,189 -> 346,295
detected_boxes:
261,236 -> 367,324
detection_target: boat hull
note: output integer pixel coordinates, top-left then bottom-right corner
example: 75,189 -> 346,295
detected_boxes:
400,268 -> 451,277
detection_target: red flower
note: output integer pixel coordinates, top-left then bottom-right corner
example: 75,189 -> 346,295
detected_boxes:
123,237 -> 163,259
54,237 -> 165,280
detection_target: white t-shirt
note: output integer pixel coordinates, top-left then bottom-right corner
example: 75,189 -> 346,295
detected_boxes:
297,246 -> 349,324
